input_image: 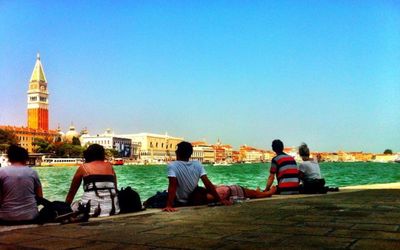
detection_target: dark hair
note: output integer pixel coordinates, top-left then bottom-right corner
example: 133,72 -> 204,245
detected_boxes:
298,143 -> 310,157
83,144 -> 105,163
176,141 -> 193,160
272,139 -> 284,153
7,145 -> 29,163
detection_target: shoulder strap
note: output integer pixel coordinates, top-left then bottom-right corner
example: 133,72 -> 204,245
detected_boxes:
81,163 -> 89,175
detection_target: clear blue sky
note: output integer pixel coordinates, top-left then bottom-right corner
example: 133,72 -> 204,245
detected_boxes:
1,1 -> 399,152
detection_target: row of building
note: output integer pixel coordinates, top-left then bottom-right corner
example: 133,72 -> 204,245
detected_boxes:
54,128 -> 400,164
1,54 -> 399,164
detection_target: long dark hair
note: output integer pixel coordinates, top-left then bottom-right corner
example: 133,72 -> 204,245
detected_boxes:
83,144 -> 105,163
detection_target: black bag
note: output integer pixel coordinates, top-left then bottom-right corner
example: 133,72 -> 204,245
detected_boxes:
303,178 -> 327,194
143,190 -> 168,208
37,197 -> 74,224
118,186 -> 143,213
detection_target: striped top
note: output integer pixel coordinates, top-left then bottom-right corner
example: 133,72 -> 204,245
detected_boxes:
270,153 -> 300,194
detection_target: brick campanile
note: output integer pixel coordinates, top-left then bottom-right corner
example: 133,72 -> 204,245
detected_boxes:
27,53 -> 49,131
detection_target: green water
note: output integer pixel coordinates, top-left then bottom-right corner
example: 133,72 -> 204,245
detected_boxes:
34,162 -> 400,202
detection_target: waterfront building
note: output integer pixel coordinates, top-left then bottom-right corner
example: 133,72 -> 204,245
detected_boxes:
0,126 -> 57,153
232,150 -> 240,163
191,141 -> 215,164
81,129 -> 132,158
373,154 -> 398,163
0,54 -> 57,153
263,151 -> 273,162
211,140 -> 233,163
347,152 -> 374,162
337,151 -> 356,162
118,133 -> 182,163
239,145 -> 264,163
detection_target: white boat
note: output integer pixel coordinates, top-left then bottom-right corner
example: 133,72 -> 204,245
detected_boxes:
0,154 -> 9,167
41,158 -> 83,167
213,162 -> 232,166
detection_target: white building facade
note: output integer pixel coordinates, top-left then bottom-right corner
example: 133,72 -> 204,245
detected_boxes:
118,133 -> 183,164
81,132 -> 132,158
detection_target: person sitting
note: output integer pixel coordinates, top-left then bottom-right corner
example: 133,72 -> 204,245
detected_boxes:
66,144 -> 120,217
0,145 -> 43,224
298,143 -> 326,194
265,139 -> 300,194
163,141 -> 229,212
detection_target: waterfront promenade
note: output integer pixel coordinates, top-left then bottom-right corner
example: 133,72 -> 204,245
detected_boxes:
1,183 -> 400,249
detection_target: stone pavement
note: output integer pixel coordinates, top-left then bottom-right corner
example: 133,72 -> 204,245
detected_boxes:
1,186 -> 400,249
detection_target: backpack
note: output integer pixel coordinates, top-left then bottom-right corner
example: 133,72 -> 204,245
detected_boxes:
143,190 -> 168,208
37,197 -> 75,224
118,186 -> 143,213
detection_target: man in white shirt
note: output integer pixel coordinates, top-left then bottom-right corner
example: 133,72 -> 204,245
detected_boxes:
163,141 -> 228,212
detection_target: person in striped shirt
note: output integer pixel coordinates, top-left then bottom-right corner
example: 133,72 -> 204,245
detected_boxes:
265,140 -> 300,194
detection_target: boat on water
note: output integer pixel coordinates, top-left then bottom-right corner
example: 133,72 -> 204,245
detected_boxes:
112,158 -> 124,165
213,161 -> 232,166
41,158 -> 84,167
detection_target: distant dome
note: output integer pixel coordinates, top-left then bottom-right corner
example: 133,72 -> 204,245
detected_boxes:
65,125 -> 80,142
56,125 -> 65,141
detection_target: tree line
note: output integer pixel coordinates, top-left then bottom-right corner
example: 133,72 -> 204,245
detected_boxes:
0,129 -> 119,158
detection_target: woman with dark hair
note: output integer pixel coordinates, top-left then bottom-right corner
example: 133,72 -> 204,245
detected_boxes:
0,145 -> 43,224
66,144 -> 120,217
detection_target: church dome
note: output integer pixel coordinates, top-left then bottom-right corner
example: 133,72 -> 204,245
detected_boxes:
65,125 -> 80,142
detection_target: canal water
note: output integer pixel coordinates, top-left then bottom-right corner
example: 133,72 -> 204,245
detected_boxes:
34,162 -> 400,202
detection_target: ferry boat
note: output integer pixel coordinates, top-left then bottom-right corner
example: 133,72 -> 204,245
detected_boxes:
41,158 -> 83,167
112,158 -> 124,165
213,161 -> 232,166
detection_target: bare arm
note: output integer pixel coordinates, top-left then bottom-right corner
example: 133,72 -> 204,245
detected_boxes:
201,175 -> 230,205
299,171 -> 305,180
163,177 -> 178,212
65,167 -> 83,204
265,173 -> 275,191
35,185 -> 43,198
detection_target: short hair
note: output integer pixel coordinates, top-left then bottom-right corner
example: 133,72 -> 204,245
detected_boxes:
176,141 -> 193,159
83,144 -> 105,163
7,145 -> 29,163
272,139 -> 284,153
298,143 -> 310,157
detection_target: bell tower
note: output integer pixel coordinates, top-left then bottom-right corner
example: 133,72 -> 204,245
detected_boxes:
27,53 -> 49,131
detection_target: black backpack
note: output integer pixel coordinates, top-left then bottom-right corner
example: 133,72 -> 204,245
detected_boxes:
118,186 -> 143,213
37,197 -> 75,224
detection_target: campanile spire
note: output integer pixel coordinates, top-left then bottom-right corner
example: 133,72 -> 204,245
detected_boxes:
27,53 -> 49,131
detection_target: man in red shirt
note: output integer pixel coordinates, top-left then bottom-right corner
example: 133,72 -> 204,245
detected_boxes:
265,140 -> 300,194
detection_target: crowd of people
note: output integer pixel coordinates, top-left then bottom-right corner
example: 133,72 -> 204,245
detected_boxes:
0,139 -> 328,224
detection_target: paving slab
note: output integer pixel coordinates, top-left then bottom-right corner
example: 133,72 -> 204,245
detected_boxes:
0,185 -> 399,249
